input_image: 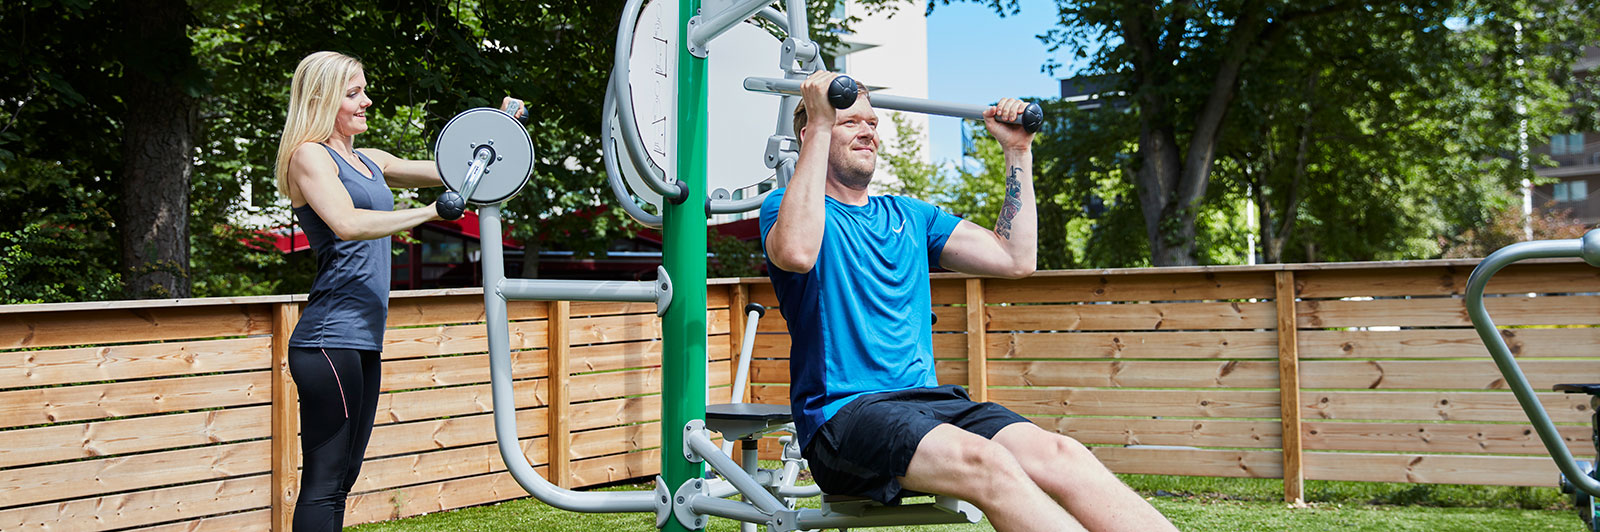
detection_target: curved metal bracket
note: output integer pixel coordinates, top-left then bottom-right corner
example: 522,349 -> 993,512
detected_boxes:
1467,228 -> 1600,498
673,477 -> 711,530
654,265 -> 673,317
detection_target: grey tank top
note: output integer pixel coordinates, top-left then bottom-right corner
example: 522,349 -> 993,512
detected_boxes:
289,144 -> 395,350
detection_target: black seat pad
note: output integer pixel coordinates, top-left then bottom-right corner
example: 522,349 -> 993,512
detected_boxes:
1553,383 -> 1600,396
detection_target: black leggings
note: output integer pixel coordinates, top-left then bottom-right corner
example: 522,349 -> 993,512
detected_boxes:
288,347 -> 382,532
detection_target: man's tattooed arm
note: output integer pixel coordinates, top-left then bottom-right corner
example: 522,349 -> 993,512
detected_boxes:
996,166 -> 1023,240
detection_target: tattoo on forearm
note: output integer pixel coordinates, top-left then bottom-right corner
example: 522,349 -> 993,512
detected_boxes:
997,166 -> 1023,240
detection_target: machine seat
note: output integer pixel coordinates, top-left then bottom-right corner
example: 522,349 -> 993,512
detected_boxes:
705,402 -> 792,440
1554,384 -> 1600,396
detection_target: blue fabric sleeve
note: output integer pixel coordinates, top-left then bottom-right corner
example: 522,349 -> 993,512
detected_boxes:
758,187 -> 787,246
897,196 -> 962,269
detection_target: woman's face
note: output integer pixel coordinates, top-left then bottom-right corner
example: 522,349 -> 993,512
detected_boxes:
334,70 -> 371,137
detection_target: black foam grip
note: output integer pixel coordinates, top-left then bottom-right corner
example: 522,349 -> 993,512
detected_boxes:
1020,102 -> 1044,133
828,76 -> 858,109
436,191 -> 466,220
744,302 -> 766,318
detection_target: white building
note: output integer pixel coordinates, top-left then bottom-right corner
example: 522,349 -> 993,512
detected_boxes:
829,1 -> 933,186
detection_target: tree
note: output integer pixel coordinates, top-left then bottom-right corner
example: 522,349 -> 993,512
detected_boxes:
940,0 -> 1598,266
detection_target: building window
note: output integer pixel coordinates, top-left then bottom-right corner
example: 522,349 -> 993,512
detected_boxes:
1554,180 -> 1588,203
1553,132 -> 1587,155
831,1 -> 847,20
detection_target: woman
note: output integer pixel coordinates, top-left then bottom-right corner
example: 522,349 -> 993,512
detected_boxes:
272,50 -> 520,530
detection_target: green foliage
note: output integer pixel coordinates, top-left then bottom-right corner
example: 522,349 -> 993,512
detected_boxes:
876,112 -> 954,203
707,229 -> 763,279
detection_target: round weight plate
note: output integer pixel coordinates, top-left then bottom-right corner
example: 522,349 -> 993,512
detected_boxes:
434,108 -> 535,205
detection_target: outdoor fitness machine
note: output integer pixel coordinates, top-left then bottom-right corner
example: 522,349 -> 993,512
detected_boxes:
1468,229 -> 1600,531
431,0 -> 1045,530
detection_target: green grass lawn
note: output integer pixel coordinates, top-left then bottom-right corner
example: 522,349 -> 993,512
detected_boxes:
349,473 -> 1583,531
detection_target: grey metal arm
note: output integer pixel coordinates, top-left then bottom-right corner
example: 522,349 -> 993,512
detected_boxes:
602,77 -> 664,227
610,0 -> 688,202
476,204 -> 662,515
745,76 -> 1008,124
1466,228 -> 1600,498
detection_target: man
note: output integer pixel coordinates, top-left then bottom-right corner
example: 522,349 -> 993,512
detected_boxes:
758,71 -> 1178,532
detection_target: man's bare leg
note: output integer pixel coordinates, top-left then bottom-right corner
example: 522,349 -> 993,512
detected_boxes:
993,423 -> 1178,532
898,424 -> 1087,532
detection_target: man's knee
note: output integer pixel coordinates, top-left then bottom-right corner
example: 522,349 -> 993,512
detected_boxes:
998,424 -> 1101,472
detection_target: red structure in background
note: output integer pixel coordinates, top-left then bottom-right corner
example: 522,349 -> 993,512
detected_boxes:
268,213 -> 762,289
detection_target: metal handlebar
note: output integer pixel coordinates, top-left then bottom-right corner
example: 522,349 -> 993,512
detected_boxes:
1466,229 -> 1600,497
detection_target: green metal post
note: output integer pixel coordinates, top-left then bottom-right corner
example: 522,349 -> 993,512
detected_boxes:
663,0 -> 708,530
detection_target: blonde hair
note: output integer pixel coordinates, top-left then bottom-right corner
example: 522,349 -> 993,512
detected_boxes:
274,51 -> 365,197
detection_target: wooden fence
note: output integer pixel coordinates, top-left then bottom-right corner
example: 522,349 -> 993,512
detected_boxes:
2,259 -> 1598,530
0,289 -> 733,531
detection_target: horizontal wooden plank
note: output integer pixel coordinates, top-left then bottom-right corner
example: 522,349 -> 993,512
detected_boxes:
570,292 -> 730,318
0,305 -> 271,350
341,450 -> 661,527
1297,295 -> 1600,328
988,360 -> 1280,388
0,372 -> 270,429
0,405 -> 268,469
365,406 -> 546,459
0,440 -> 268,508
0,337 -> 270,391
992,388 -> 1282,418
386,296 -> 544,328
1304,452 -> 1559,487
1295,263 -> 1600,299
1301,391 -> 1591,423
1298,327 -> 1600,358
1030,417 -> 1282,449
570,395 -> 663,432
355,436 -> 545,493
375,379 -> 545,425
1092,447 -> 1283,479
570,336 -> 733,374
343,469 -> 531,527
930,279 -> 966,305
985,271 -> 1276,304
570,309 -> 731,345
0,475 -> 268,531
1304,421 -> 1593,455
988,301 -> 1277,331
570,423 -> 661,461
123,508 -> 269,532
987,331 -> 1281,360
379,351 -> 546,393
1302,360 -> 1600,390
380,320 -> 548,361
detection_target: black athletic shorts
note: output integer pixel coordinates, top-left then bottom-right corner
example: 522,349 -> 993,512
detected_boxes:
802,384 -> 1030,505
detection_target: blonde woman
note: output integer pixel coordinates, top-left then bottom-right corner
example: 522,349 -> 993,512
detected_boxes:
273,50 -> 522,531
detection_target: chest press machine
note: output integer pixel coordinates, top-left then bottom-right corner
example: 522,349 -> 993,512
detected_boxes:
429,1 -> 1044,530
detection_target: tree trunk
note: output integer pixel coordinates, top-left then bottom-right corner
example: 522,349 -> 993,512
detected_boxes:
118,0 -> 197,299
521,239 -> 542,279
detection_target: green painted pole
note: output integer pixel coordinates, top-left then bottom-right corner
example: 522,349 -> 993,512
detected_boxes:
663,0 -> 708,530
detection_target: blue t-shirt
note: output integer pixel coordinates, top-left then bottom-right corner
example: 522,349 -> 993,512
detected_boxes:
759,188 -> 963,448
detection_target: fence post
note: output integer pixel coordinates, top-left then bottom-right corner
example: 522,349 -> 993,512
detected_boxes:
730,283 -> 750,404
966,278 -> 988,402
1274,271 -> 1304,503
548,301 -> 572,488
271,302 -> 300,532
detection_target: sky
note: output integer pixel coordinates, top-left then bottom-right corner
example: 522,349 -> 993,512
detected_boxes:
925,0 -> 1087,168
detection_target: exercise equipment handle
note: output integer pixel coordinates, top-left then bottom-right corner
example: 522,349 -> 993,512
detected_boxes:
743,76 -> 1046,133
1466,228 -> 1600,498
436,146 -> 493,221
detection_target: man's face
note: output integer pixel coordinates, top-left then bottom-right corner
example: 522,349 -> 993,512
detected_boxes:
826,98 -> 879,190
